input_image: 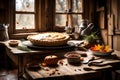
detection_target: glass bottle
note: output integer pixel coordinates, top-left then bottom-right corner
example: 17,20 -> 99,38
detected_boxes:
64,11 -> 73,34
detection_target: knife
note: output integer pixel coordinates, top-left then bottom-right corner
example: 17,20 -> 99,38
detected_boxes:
88,60 -> 104,66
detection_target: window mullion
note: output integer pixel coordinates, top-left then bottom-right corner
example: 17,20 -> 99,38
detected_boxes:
66,0 -> 69,10
69,0 -> 72,9
68,0 -> 73,27
55,0 -> 83,31
15,12 -> 35,14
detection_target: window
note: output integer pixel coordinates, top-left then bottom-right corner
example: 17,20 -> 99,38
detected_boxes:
15,0 -> 37,33
55,0 -> 83,31
10,0 -> 84,35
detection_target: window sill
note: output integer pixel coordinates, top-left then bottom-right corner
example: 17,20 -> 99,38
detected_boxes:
9,32 -> 39,39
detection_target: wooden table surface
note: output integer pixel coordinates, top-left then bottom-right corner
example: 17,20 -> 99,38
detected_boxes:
25,51 -> 120,80
0,40 -> 75,57
1,40 -> 120,80
0,40 -> 75,79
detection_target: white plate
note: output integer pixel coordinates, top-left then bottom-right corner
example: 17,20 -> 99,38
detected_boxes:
22,41 -> 75,50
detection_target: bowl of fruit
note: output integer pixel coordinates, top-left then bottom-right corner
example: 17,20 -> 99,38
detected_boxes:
89,44 -> 114,56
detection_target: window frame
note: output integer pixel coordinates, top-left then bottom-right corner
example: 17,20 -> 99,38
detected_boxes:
14,0 -> 38,33
8,0 -> 85,39
54,0 -> 84,31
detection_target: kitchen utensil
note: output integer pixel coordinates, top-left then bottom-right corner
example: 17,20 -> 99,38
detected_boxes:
88,60 -> 104,66
82,56 -> 95,64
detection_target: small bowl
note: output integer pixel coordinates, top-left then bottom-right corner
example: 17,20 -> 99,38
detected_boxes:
26,62 -> 40,70
9,40 -> 19,47
64,51 -> 81,64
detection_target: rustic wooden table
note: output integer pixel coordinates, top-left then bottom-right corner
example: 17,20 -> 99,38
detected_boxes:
0,40 -> 74,79
1,40 -> 120,80
25,52 -> 120,80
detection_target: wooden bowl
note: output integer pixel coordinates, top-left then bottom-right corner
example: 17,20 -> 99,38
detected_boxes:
9,40 -> 19,47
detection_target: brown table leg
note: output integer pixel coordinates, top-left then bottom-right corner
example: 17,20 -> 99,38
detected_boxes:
102,70 -> 113,80
18,55 -> 24,80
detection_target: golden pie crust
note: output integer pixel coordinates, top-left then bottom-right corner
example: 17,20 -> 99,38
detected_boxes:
27,32 -> 70,46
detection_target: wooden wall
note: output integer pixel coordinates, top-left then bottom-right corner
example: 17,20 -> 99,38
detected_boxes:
95,0 -> 120,51
0,0 -> 9,24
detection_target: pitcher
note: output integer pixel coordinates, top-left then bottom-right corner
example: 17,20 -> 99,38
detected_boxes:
0,24 -> 9,41
78,19 -> 88,33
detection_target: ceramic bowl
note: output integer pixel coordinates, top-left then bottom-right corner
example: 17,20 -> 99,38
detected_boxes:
64,51 -> 81,64
9,40 -> 19,47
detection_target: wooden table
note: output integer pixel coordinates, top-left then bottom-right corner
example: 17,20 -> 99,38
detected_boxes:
0,40 -> 74,78
25,52 -> 120,80
1,40 -> 120,80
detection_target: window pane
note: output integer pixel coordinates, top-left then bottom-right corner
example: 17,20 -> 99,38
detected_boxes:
56,0 -> 66,12
16,0 -> 34,12
16,14 -> 35,29
72,15 -> 82,27
73,0 -> 83,12
56,14 -> 66,26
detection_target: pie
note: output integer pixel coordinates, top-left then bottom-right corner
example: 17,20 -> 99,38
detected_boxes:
27,32 -> 70,46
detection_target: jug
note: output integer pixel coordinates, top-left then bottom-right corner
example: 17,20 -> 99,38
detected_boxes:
81,23 -> 94,36
0,24 -> 9,41
78,19 -> 88,33
78,19 -> 94,36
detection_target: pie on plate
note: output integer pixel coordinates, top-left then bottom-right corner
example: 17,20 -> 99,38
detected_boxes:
27,32 -> 70,46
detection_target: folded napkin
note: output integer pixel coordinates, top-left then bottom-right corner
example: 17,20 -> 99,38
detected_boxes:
67,40 -> 84,46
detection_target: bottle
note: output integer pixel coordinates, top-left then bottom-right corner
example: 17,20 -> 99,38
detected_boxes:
65,11 -> 73,34
65,24 -> 73,34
